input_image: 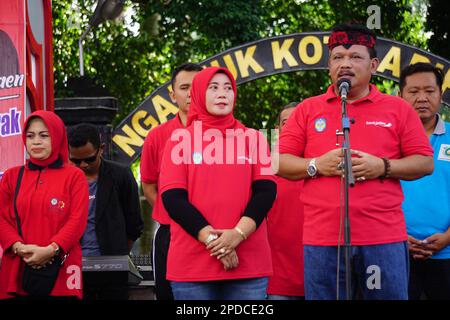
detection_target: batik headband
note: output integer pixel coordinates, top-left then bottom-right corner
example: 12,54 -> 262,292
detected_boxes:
327,31 -> 376,50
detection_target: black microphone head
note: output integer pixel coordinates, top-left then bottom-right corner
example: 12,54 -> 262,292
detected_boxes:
337,78 -> 351,90
337,78 -> 351,95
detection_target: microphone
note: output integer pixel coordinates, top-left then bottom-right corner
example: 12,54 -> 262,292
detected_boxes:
337,78 -> 351,100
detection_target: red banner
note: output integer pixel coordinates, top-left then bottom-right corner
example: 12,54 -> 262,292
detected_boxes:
0,0 -> 26,179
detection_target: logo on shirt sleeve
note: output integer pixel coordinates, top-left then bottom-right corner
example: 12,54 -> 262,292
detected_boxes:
314,118 -> 327,132
438,144 -> 450,162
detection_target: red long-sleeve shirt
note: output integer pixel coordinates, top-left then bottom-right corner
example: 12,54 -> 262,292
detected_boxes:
0,163 -> 88,299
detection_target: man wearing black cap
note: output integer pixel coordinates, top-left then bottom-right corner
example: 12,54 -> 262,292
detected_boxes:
277,23 -> 434,300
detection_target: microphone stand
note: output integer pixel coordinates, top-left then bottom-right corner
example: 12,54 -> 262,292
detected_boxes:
338,90 -> 355,300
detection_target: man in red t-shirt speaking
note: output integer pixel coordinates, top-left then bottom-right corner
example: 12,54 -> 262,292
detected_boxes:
277,23 -> 434,300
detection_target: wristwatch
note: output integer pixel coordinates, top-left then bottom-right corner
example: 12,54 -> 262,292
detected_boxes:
307,158 -> 318,178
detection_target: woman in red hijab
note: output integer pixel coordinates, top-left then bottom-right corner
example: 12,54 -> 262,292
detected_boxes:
0,111 -> 89,299
160,67 -> 277,300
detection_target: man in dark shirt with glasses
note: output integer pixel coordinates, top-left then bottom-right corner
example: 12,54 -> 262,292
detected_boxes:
68,123 -> 143,300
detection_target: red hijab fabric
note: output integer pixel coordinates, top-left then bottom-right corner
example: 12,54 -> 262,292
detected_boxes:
22,110 -> 69,167
186,67 -> 245,133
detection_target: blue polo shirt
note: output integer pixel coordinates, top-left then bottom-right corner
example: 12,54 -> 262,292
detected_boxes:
401,115 -> 450,259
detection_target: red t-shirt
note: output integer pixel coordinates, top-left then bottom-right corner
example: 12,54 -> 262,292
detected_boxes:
0,164 -> 89,299
279,85 -> 433,246
267,177 -> 304,296
159,126 -> 275,281
140,115 -> 184,225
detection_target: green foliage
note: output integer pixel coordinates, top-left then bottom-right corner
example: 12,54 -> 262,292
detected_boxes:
53,0 -> 444,130
426,0 -> 450,58
441,105 -> 450,121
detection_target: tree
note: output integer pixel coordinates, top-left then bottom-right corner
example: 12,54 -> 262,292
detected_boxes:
426,0 -> 450,59
53,0 -> 442,130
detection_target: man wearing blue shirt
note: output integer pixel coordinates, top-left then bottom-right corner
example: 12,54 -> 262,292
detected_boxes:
400,62 -> 450,300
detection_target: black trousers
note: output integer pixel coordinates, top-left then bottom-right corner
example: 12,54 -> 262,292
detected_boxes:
153,224 -> 174,300
409,256 -> 450,300
83,271 -> 128,300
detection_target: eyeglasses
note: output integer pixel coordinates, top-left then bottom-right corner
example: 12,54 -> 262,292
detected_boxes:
70,149 -> 99,165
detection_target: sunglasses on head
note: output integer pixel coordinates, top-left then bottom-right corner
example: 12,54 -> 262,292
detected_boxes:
70,149 -> 99,165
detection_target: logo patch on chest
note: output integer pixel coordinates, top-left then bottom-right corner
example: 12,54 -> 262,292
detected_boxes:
438,144 -> 450,162
314,118 -> 327,132
50,198 -> 65,210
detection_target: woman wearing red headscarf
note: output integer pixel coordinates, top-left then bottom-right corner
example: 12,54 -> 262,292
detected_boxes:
0,111 -> 89,299
160,67 -> 277,300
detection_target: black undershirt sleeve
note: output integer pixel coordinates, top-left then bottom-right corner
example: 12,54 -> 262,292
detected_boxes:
161,179 -> 277,239
162,188 -> 210,239
243,179 -> 277,228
